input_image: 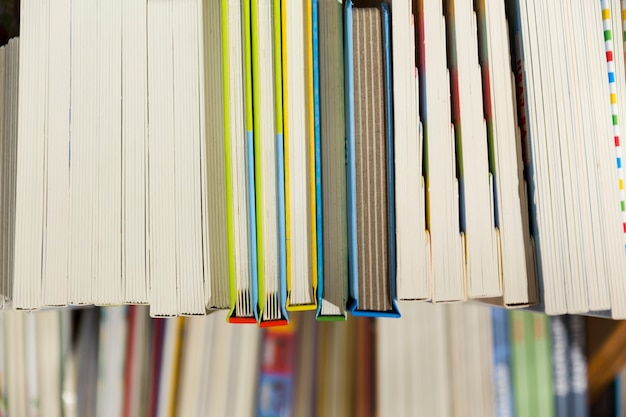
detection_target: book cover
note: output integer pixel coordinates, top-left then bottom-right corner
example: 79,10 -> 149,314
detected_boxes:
344,0 -> 399,318
256,321 -> 298,417
567,315 -> 588,417
531,313 -> 555,417
491,308 -> 515,417
315,0 -> 347,321
510,310 -> 531,417
550,315 -> 570,417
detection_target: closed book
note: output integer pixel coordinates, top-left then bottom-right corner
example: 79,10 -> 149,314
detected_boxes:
491,308 -> 515,417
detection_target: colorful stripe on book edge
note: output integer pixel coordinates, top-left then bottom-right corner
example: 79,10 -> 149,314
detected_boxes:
602,1 -> 626,247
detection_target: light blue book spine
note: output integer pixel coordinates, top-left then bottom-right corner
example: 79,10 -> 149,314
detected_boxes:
567,315 -> 588,417
550,315 -> 570,417
247,130 -> 259,320
380,2 -> 399,318
491,308 -> 515,417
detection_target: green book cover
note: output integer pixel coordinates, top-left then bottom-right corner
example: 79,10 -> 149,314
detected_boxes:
220,0 -> 237,320
531,313 -> 555,417
524,313 -> 538,417
510,310 -> 532,417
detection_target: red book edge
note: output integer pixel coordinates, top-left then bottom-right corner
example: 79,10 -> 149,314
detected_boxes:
259,319 -> 289,328
228,317 -> 258,324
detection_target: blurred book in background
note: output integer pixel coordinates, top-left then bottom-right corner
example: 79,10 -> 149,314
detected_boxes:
0,303 -> 595,417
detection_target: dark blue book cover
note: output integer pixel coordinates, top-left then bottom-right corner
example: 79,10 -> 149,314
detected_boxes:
567,315 -> 588,417
491,308 -> 515,417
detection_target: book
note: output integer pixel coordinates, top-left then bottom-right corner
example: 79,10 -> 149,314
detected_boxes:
506,0 -> 626,316
316,0 -> 348,320
146,0 -> 177,316
567,315 -> 588,417
122,0 -> 149,305
97,307 -> 128,417
256,321 -> 297,417
531,313 -> 555,417
344,1 -> 399,317
474,0 -> 537,308
95,0 -> 124,307
251,0 -> 288,326
510,310 -> 531,417
13,0 -> 50,309
281,0 -> 318,312
551,315 -> 570,417
445,0 -> 499,299
200,0 -> 232,312
219,0 -> 259,323
391,0 -> 429,303
43,0 -> 72,307
0,38 -> 17,306
491,308 -> 515,417
417,0 -> 465,302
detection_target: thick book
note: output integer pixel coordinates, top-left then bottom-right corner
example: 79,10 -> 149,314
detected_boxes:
344,0 -> 399,317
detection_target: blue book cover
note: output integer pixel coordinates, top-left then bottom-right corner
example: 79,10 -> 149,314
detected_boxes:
550,315 -> 570,417
315,0 -> 348,320
567,315 -> 588,417
491,308 -> 515,417
344,0 -> 399,318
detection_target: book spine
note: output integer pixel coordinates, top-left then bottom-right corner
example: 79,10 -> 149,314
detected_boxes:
567,315 -> 588,417
550,315 -> 570,417
312,0 -> 324,315
491,308 -> 515,417
274,0 -> 288,320
243,0 -> 260,321
256,325 -> 297,417
251,0 -> 265,320
510,310 -> 531,417
531,313 -> 555,417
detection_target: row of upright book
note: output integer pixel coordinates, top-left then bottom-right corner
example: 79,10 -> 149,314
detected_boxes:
1,0 -> 626,321
378,303 -> 589,417
0,304 -> 591,417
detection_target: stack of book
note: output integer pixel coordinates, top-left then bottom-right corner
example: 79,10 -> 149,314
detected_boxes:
1,0 -> 626,322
